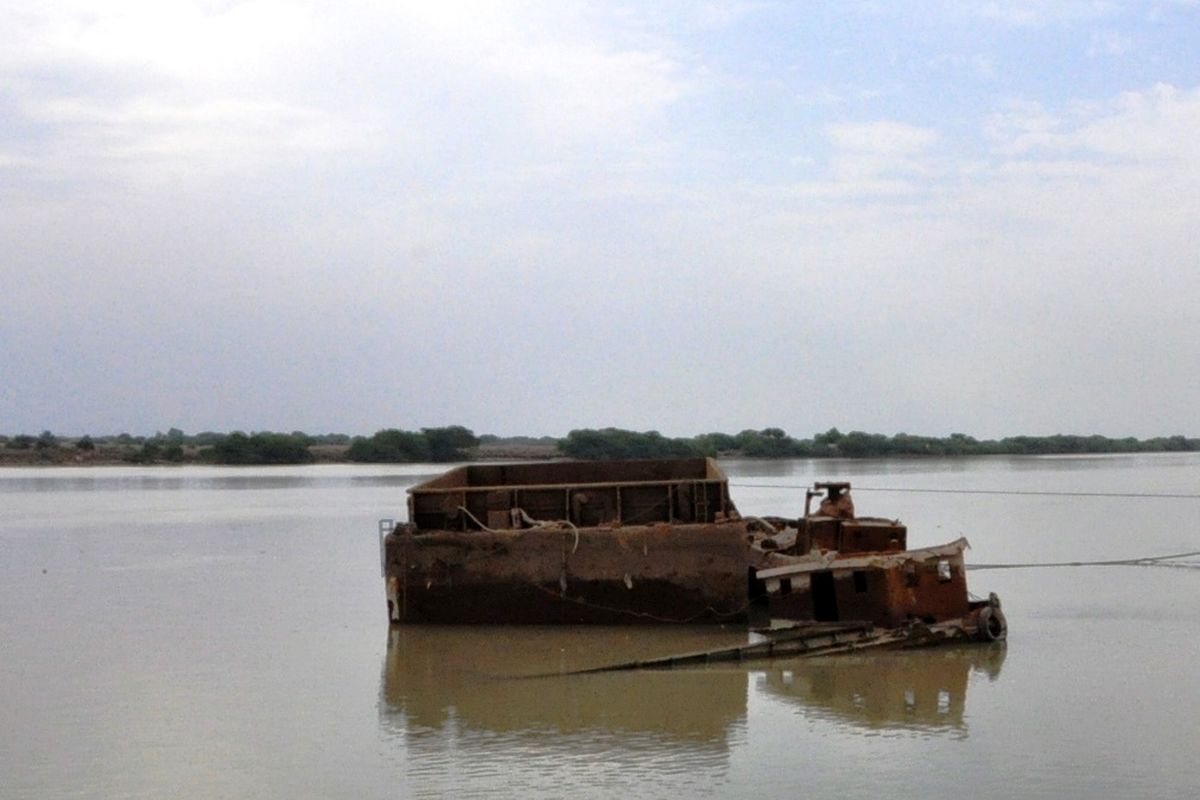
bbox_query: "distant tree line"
[558,427,1200,460]
[0,428,343,465]
[4,425,1199,465]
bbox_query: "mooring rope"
[455,504,580,553]
[729,483,1200,500]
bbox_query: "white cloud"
[822,121,941,185]
[0,1,310,80]
[987,83,1200,161]
[4,92,381,186]
[975,0,1120,28]
[481,39,684,141]
[0,1,691,194]
[826,121,939,155]
[1071,84,1200,159]
[984,101,1062,153]
[693,1,771,29]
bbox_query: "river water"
[2,455,1199,798]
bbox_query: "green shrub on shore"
[560,428,704,460]
[126,441,161,464]
[347,426,479,463]
[205,432,315,465]
[423,426,480,461]
[347,429,431,462]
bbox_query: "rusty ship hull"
[381,459,1004,641]
[384,458,750,624]
[385,522,751,624]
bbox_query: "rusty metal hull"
[381,460,1003,634]
[385,521,752,624]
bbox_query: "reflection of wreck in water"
[378,627,1006,747]
[758,645,1007,736]
[378,626,747,751]
[380,459,1006,651]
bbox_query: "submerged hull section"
[385,521,751,624]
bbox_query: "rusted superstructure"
[757,539,973,628]
[381,459,1005,643]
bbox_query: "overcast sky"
[2,1,1198,439]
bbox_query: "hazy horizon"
[3,423,1196,443]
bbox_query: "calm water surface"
[2,456,1199,798]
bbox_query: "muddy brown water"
[2,455,1199,798]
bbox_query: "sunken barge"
[380,458,1005,644]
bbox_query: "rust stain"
[383,461,1003,641]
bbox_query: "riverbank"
[4,426,1197,466]
[0,440,563,467]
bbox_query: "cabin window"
[937,559,952,581]
[905,564,918,587]
[780,578,793,595]
[852,570,868,593]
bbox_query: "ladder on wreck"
[571,622,890,674]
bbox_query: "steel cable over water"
[967,551,1200,570]
[729,482,1200,570]
[729,483,1200,500]
[450,487,1200,584]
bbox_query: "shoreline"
[2,447,1194,468]
[0,441,563,468]
[6,428,1198,466]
